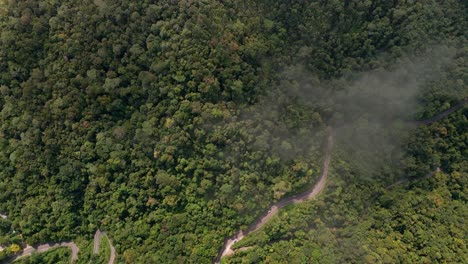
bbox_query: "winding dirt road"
[93,229,103,254]
[1,99,464,264]
[2,229,115,264]
[214,98,466,263]
[214,127,334,263]
[10,242,79,263]
[93,229,116,264]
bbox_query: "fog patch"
[239,46,454,178]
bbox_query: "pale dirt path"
[93,229,103,254]
[1,100,464,264]
[11,242,79,263]
[5,228,116,264]
[92,230,116,264]
[214,98,466,263]
[215,127,334,263]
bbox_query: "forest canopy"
[0,0,466,263]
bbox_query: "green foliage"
[226,100,467,263]
[228,153,467,263]
[0,0,466,263]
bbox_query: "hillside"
[0,1,466,263]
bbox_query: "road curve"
[4,228,116,264]
[214,98,466,263]
[10,242,79,263]
[214,127,334,263]
[93,229,116,264]
[1,100,464,264]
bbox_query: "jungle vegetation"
[0,0,466,263]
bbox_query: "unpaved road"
[93,229,116,264]
[10,242,79,263]
[4,229,115,264]
[1,99,464,264]
[214,127,334,263]
[93,229,103,254]
[214,98,466,262]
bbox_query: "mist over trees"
[0,0,466,263]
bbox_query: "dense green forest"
[0,0,466,263]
